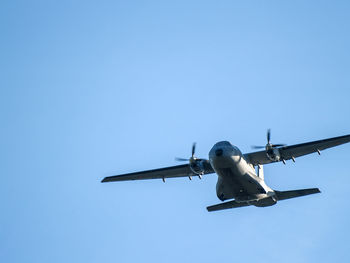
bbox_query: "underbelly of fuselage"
[214,165,267,201]
[209,142,276,206]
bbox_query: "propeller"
[252,129,286,149]
[175,143,197,163]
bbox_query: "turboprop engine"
[175,143,207,178]
[252,129,286,162]
[265,145,281,161]
[189,158,206,175]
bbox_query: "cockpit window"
[215,149,223,156]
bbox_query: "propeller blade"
[251,145,266,149]
[254,129,286,150]
[175,157,189,162]
[192,142,196,157]
[267,129,271,144]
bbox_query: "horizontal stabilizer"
[207,200,251,212]
[275,188,320,201]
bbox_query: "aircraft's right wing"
[245,134,350,166]
[101,160,214,183]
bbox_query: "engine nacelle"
[266,147,281,161]
[189,159,206,175]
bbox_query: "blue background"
[2,1,350,262]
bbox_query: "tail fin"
[274,188,320,201]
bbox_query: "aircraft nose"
[209,141,240,160]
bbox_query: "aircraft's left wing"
[245,134,350,166]
[101,161,214,183]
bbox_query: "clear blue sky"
[1,1,350,262]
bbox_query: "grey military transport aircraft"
[101,130,350,212]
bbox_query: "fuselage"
[209,141,277,207]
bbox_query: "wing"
[101,161,214,183]
[245,134,350,166]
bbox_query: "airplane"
[101,131,350,212]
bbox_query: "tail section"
[206,188,321,212]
